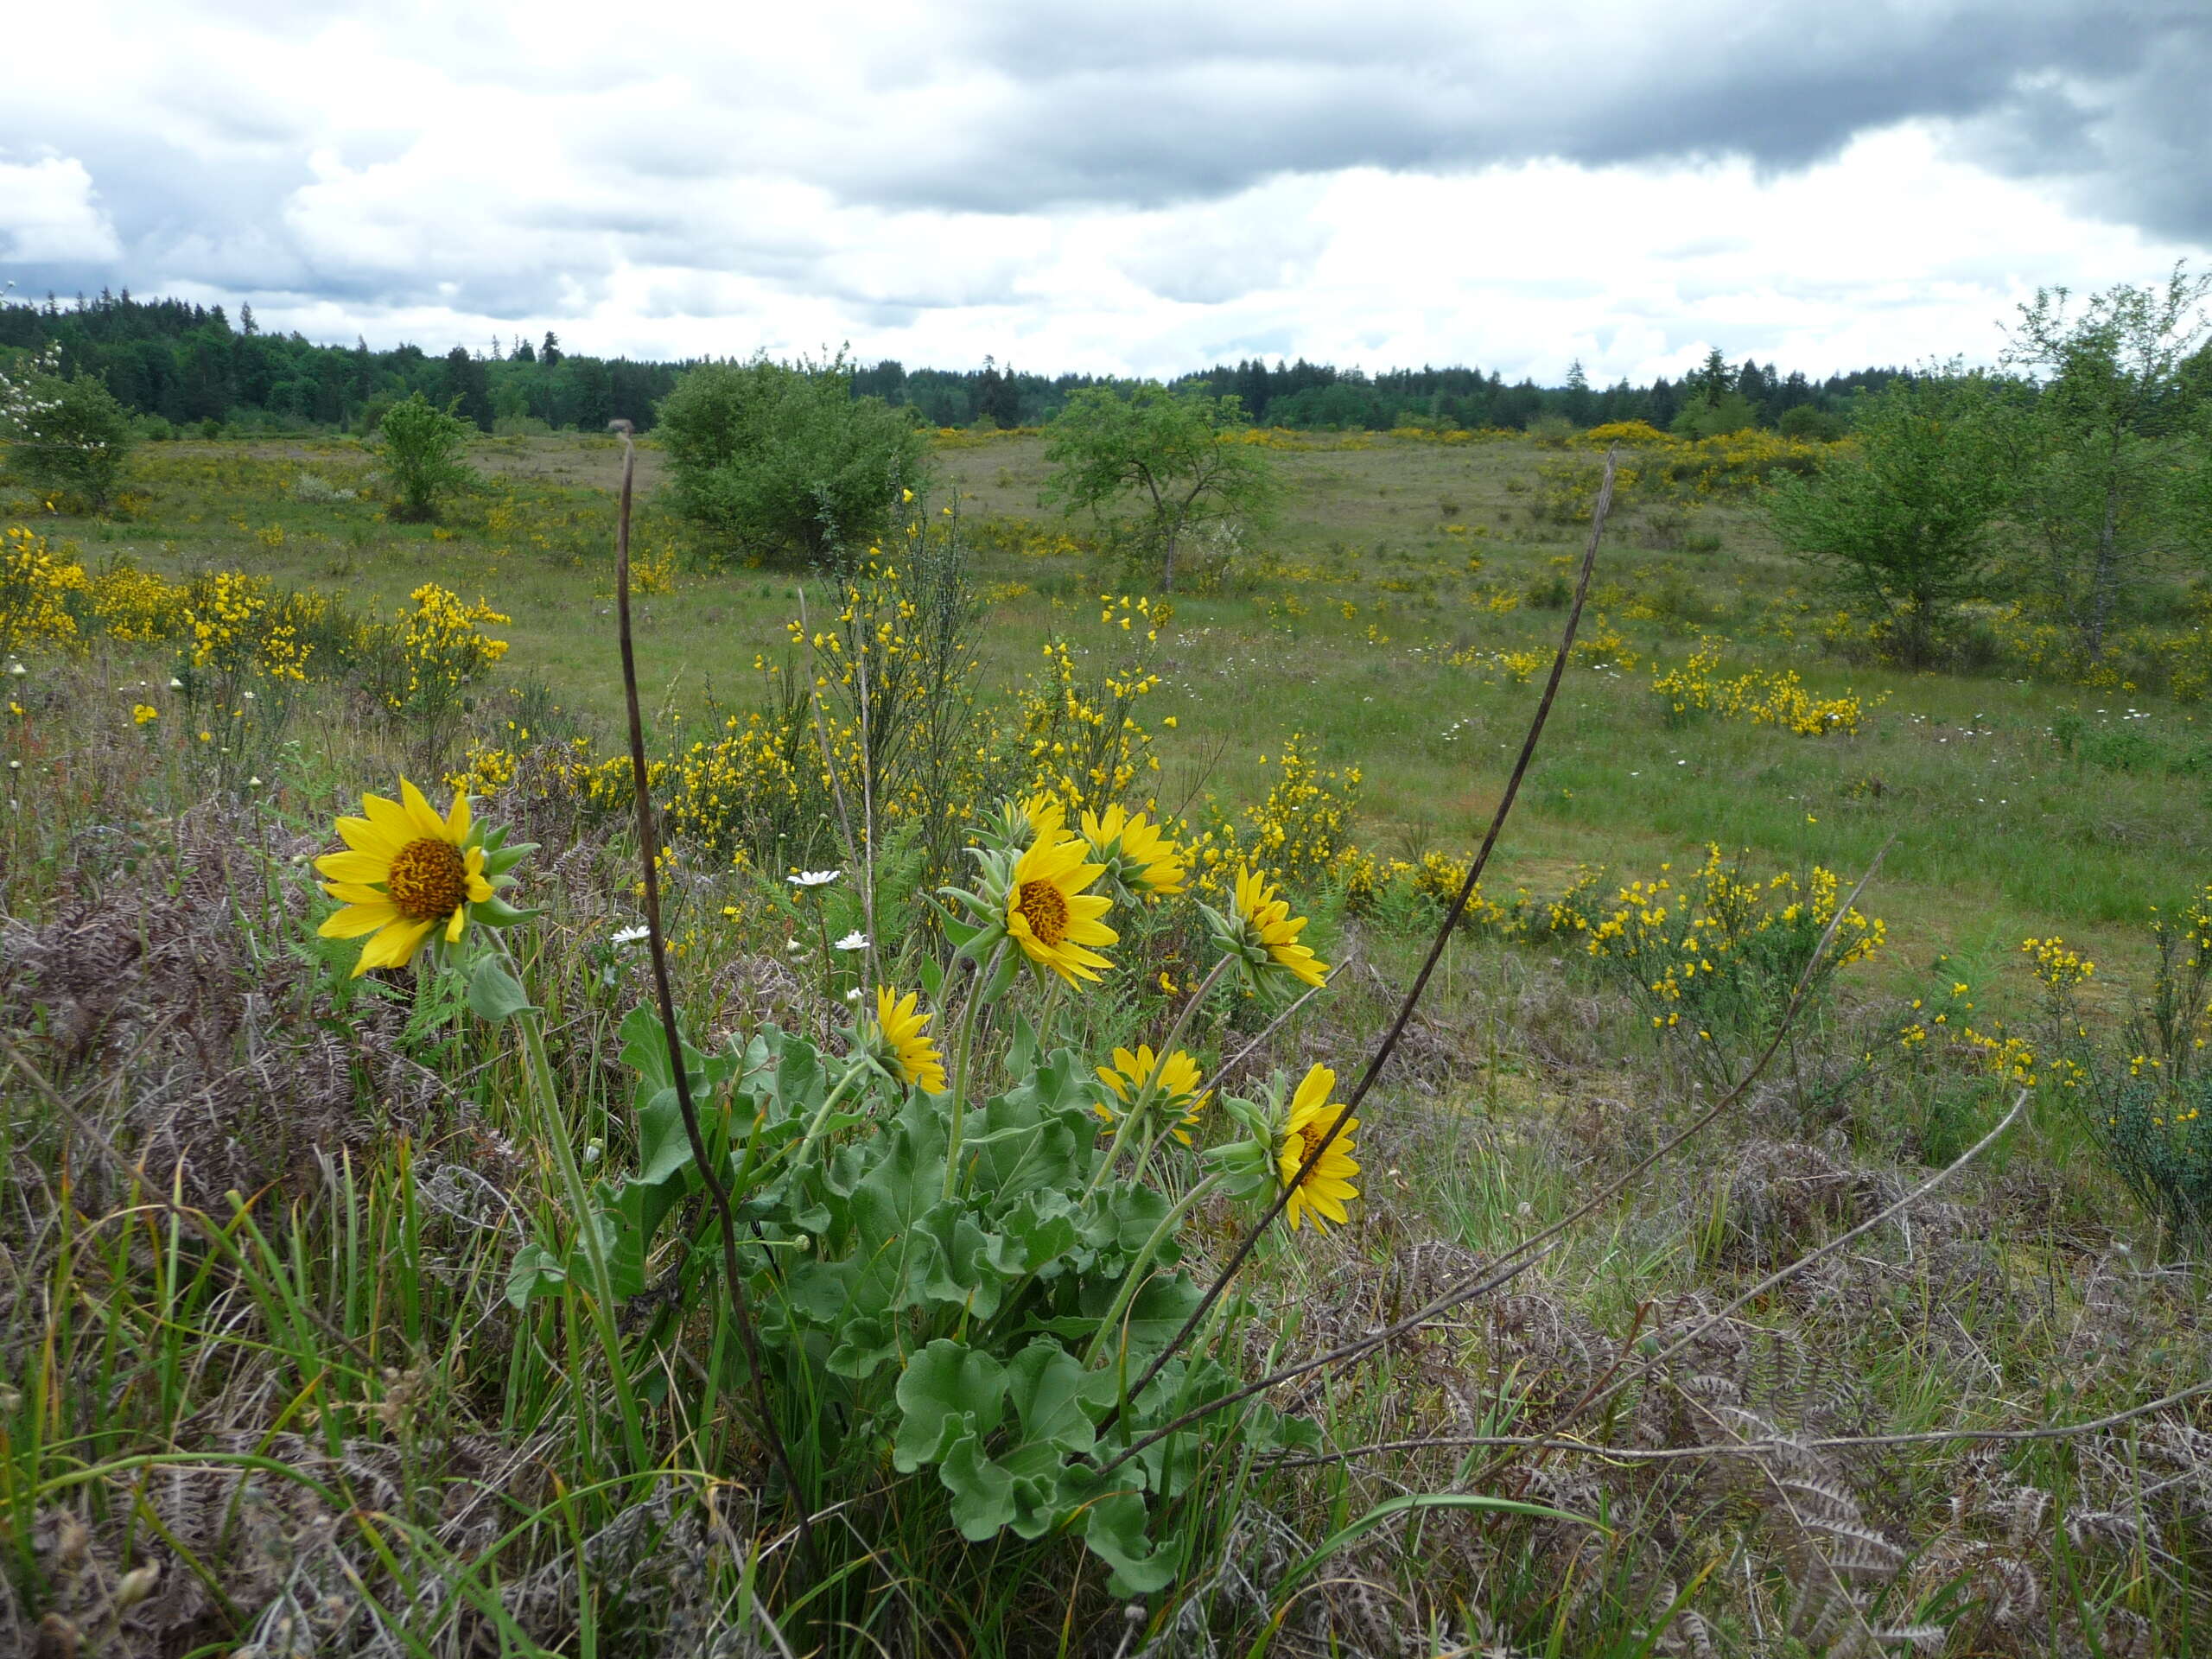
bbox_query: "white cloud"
[0,2,2204,378]
[0,156,122,264]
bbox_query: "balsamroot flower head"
[1079,804,1187,903]
[1094,1045,1208,1145]
[1275,1064,1360,1233]
[1200,864,1329,997]
[870,986,947,1093]
[941,813,1119,990]
[1002,833,1117,985]
[315,778,533,976]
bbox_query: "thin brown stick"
[607,422,814,1573]
[1094,842,1892,1477]
[1100,448,1623,1434]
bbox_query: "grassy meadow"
[5,427,2212,1656]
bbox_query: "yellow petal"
[320,901,399,939]
[321,880,394,906]
[336,813,408,859]
[361,796,426,855]
[363,916,435,971]
[399,779,448,841]
[315,849,391,883]
[445,787,472,841]
[445,906,467,944]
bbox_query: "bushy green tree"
[374,391,478,522]
[1765,372,2017,666]
[1042,384,1276,591]
[1777,403,1844,442]
[657,353,929,569]
[1669,346,1760,438]
[2001,264,2212,657]
[0,349,136,508]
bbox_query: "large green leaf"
[893,1339,1007,1471]
[1005,1338,1110,1458]
[1065,1473,1177,1594]
[942,1433,1017,1540]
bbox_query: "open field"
[6,429,2212,1655]
[37,430,2208,995]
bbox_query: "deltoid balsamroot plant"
[313,772,1357,1592]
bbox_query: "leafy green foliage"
[1042,383,1277,590]
[506,1003,1313,1593]
[373,392,479,522]
[1766,372,2018,664]
[657,353,930,569]
[0,350,136,508]
[2001,264,2212,658]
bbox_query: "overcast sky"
[3,1,2208,384]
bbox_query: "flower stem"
[942,942,1004,1201]
[789,1060,869,1172]
[1087,953,1232,1196]
[1082,1171,1222,1371]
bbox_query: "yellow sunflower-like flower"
[315,779,493,976]
[1019,791,1067,842]
[1005,833,1117,985]
[874,986,947,1093]
[1277,1064,1359,1232]
[1095,1044,1209,1145]
[1232,865,1328,988]
[1080,804,1187,901]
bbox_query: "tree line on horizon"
[3,287,1909,439]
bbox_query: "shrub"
[658,353,929,569]
[0,349,136,509]
[373,392,478,521]
[0,524,87,655]
[2040,893,2212,1248]
[1777,404,1844,441]
[1573,848,1885,1086]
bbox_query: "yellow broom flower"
[1095,1044,1209,1145]
[1080,804,1187,900]
[1233,865,1328,988]
[1277,1064,1359,1232]
[874,986,947,1093]
[315,779,493,976]
[1005,832,1116,985]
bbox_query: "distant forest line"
[1,288,1915,437]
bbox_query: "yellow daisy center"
[387,838,468,920]
[1016,879,1070,947]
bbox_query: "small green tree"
[374,392,478,522]
[657,353,928,569]
[1669,346,1759,438]
[1042,384,1276,591]
[0,349,136,510]
[1766,372,2016,666]
[2001,264,2212,658]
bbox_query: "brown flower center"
[1015,878,1070,948]
[387,838,468,921]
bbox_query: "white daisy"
[788,868,841,888]
[834,931,869,951]
[612,924,651,946]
